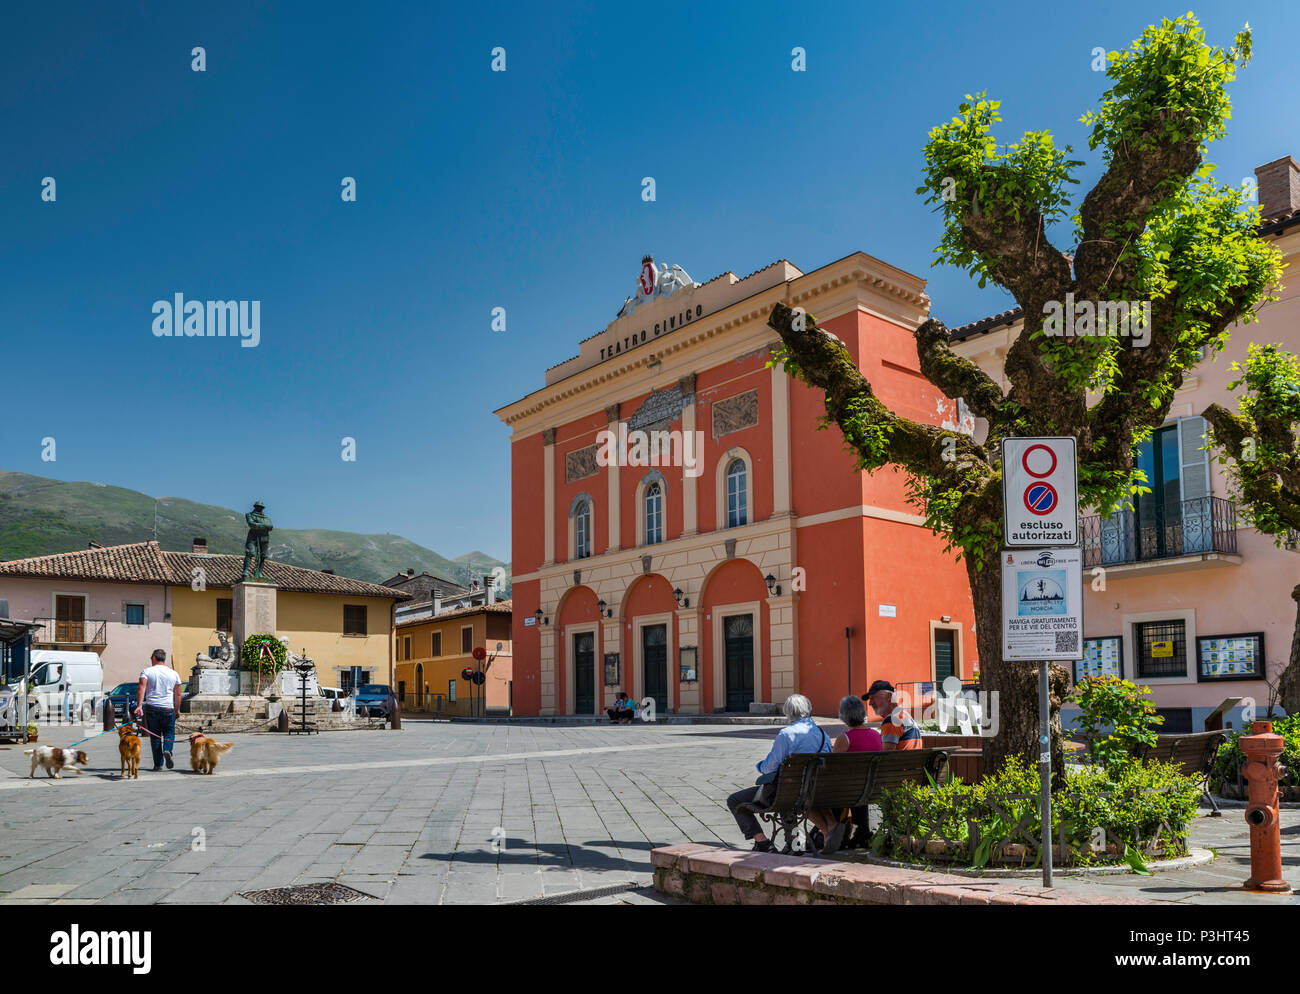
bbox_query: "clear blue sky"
[3,1,1297,562]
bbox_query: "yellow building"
[168,542,406,689]
[394,600,512,716]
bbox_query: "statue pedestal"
[232,582,277,653]
[194,669,239,696]
[275,668,319,698]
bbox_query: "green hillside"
[0,471,509,592]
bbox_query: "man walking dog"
[135,649,182,771]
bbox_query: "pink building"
[0,544,174,688]
[951,156,1300,731]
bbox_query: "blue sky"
[2,1,1297,563]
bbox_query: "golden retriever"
[117,725,141,780]
[25,746,89,779]
[188,733,234,774]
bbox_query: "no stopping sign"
[1001,437,1078,546]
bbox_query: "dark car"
[354,684,391,718]
[103,680,189,720]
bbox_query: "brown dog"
[24,746,89,779]
[188,733,234,774]
[117,725,141,780]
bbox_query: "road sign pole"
[1039,659,1052,888]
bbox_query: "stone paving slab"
[1,721,1295,905]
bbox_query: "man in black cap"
[863,679,922,751]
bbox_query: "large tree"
[1204,344,1300,716]
[768,14,1282,776]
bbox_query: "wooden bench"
[736,748,951,852]
[1133,730,1228,815]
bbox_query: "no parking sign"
[1001,437,1078,547]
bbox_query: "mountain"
[0,471,509,592]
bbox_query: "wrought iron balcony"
[32,618,108,647]
[1081,496,1237,568]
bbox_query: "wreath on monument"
[241,634,286,676]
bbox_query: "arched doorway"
[557,586,601,715]
[623,574,678,715]
[700,558,770,712]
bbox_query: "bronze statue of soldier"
[239,501,273,581]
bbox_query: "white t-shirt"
[140,664,181,708]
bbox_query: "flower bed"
[1210,714,1299,799]
[876,756,1201,870]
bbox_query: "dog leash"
[65,716,168,749]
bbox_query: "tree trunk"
[1281,583,1300,717]
[967,555,1068,788]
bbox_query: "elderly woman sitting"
[726,694,831,853]
[806,695,884,852]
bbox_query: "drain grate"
[508,881,647,906]
[239,882,375,905]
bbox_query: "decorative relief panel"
[565,444,599,483]
[712,389,759,438]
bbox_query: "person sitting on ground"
[606,692,635,724]
[863,679,922,750]
[726,694,831,853]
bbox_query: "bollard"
[103,699,115,732]
[277,708,289,733]
[1240,721,1291,894]
[388,694,401,731]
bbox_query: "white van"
[17,650,104,723]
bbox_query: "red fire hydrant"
[1240,721,1291,894]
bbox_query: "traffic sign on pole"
[1001,437,1078,547]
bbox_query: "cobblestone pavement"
[0,721,1294,905]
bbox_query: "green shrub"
[1071,675,1163,774]
[240,634,286,676]
[1210,713,1300,790]
[878,756,1200,868]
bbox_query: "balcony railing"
[33,618,108,647]
[1081,496,1237,568]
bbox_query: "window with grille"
[645,482,663,545]
[216,598,232,633]
[448,679,457,702]
[1135,619,1187,678]
[726,458,747,528]
[343,604,367,636]
[575,500,592,559]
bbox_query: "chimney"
[1255,155,1300,220]
[192,537,208,554]
[487,583,496,605]
[433,596,441,616]
[407,568,415,576]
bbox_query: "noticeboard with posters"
[1196,633,1265,682]
[1075,636,1123,683]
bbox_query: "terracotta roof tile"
[0,541,408,599]
[396,598,512,628]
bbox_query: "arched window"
[726,458,748,528]
[644,482,663,545]
[574,500,592,560]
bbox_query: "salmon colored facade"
[495,253,977,716]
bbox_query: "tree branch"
[915,318,1007,422]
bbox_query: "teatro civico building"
[495,252,977,717]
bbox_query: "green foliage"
[1081,15,1251,162]
[1071,675,1164,774]
[917,94,1081,286]
[241,634,287,676]
[1210,712,1300,789]
[1212,344,1300,540]
[879,755,1200,868]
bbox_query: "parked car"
[103,680,189,721]
[354,684,391,718]
[318,686,347,701]
[11,651,103,722]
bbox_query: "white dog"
[24,746,89,779]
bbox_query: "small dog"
[188,733,234,774]
[25,745,89,779]
[118,725,141,780]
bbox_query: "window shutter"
[1178,416,1212,553]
